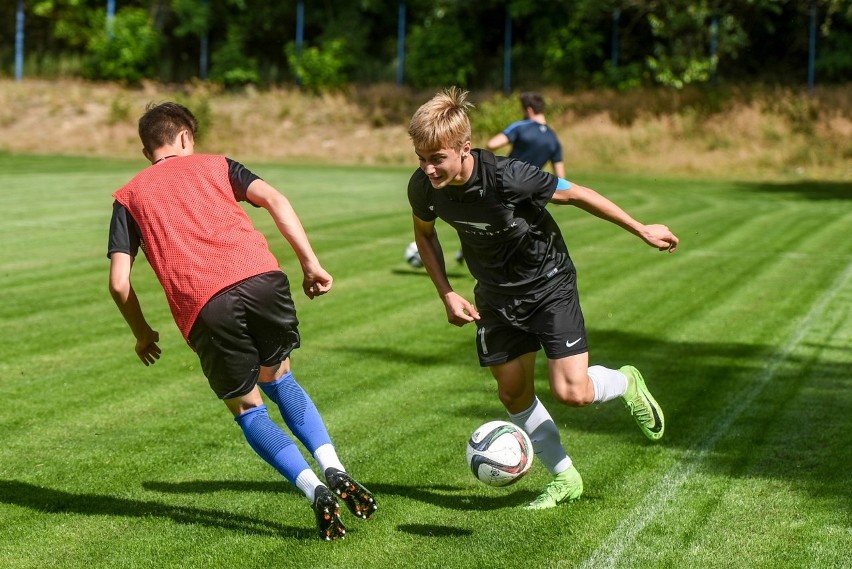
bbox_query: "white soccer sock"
[588,365,628,403]
[295,468,323,502]
[508,398,572,475]
[313,443,345,474]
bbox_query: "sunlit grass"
[0,154,849,568]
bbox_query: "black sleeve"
[499,159,558,210]
[407,169,437,221]
[107,201,141,258]
[227,158,262,206]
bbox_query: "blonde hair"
[408,86,473,151]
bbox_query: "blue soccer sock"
[235,405,312,487]
[259,372,333,455]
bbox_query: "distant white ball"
[466,421,534,487]
[404,241,423,268]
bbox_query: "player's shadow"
[736,179,852,201]
[364,482,537,511]
[396,523,473,537]
[145,479,535,512]
[330,338,473,368]
[143,479,294,495]
[0,480,312,539]
[391,268,469,279]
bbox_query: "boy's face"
[414,141,472,189]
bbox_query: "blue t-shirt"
[503,119,563,168]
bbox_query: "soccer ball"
[466,421,534,487]
[404,241,423,268]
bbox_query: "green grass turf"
[0,153,850,568]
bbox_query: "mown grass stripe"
[579,258,852,569]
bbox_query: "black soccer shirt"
[407,149,575,296]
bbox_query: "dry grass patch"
[0,79,848,180]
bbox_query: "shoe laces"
[627,392,653,425]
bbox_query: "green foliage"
[210,27,260,88]
[83,7,161,83]
[645,2,748,89]
[285,39,351,94]
[470,94,520,142]
[32,0,99,49]
[595,61,646,91]
[172,0,211,38]
[405,11,475,89]
[10,1,852,90]
[816,3,852,81]
[539,7,605,89]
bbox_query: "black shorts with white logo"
[188,271,300,400]
[473,271,587,367]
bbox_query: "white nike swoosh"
[566,338,582,347]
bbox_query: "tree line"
[2,0,850,91]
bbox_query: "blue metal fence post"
[15,0,24,81]
[396,2,406,86]
[107,0,116,37]
[503,5,512,95]
[710,14,719,83]
[807,1,817,94]
[200,0,209,80]
[611,8,620,68]
[295,0,304,86]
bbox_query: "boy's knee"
[550,381,593,407]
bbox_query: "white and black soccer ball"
[404,241,423,268]
[466,420,534,487]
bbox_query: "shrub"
[285,39,351,94]
[405,17,474,89]
[84,8,160,83]
[210,27,260,88]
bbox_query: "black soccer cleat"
[324,467,378,521]
[312,485,346,541]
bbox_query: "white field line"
[578,259,852,569]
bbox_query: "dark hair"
[138,102,199,154]
[519,92,546,114]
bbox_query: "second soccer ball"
[404,241,423,268]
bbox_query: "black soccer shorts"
[188,271,300,400]
[473,271,588,367]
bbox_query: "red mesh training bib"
[114,154,280,339]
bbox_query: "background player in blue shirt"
[487,92,565,179]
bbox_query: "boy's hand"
[303,265,333,299]
[443,291,480,327]
[135,328,161,366]
[641,224,679,252]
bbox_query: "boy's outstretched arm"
[109,252,161,365]
[551,183,679,252]
[246,179,333,298]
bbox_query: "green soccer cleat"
[620,365,665,441]
[524,465,584,510]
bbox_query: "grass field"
[0,153,850,569]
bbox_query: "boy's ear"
[179,130,192,149]
[142,147,153,162]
